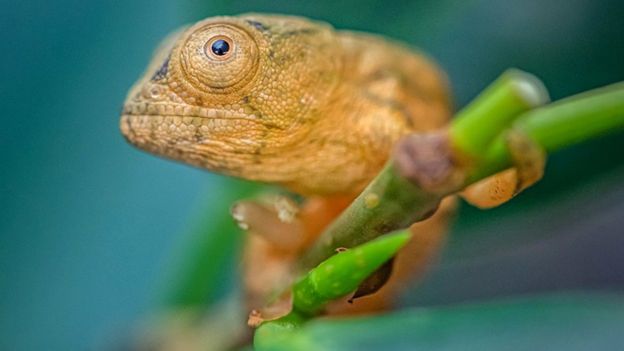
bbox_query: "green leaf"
[255,293,624,351]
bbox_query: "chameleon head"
[120,14,340,185]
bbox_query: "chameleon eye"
[205,36,233,59]
[211,39,230,56]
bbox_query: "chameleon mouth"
[119,101,271,175]
[121,101,258,120]
[120,102,262,150]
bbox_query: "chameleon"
[120,14,543,316]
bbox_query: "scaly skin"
[120,13,451,196]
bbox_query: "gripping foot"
[461,130,546,209]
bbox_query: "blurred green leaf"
[255,293,624,351]
[160,178,264,309]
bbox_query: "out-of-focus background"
[1,1,623,350]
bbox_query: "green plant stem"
[450,69,549,159]
[472,82,624,181]
[292,230,410,316]
[298,163,439,270]
[300,77,624,270]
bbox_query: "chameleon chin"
[120,13,451,196]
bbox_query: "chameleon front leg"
[460,129,546,209]
[232,195,353,252]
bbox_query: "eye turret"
[168,22,260,97]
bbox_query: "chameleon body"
[120,14,451,196]
[121,14,456,316]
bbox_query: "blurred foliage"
[159,179,261,309]
[256,293,624,351]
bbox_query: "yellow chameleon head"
[120,14,341,187]
[121,14,450,195]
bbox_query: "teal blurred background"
[1,1,623,350]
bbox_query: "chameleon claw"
[271,195,299,223]
[247,309,264,328]
[506,129,546,194]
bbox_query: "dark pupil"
[211,39,230,56]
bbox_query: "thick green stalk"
[450,69,549,159]
[473,82,624,180]
[298,164,437,269]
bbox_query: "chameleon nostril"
[149,86,162,98]
[141,84,163,99]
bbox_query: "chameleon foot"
[461,129,546,209]
[231,196,305,251]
